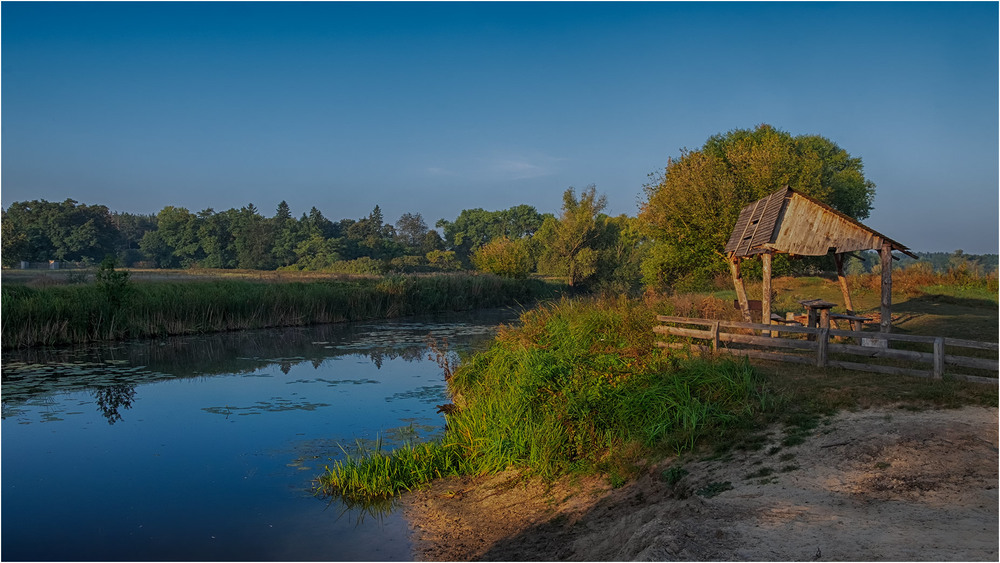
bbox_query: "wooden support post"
[880,242,893,335]
[833,253,861,333]
[933,337,944,379]
[711,321,720,351]
[819,308,830,330]
[729,257,753,323]
[761,252,773,337]
[816,328,829,367]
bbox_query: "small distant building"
[724,186,915,333]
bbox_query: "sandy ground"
[403,406,998,561]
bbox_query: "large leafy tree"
[344,205,398,260]
[471,236,534,279]
[535,186,608,288]
[2,199,118,264]
[640,124,876,290]
[231,203,275,270]
[151,206,203,267]
[436,204,549,265]
[271,201,301,268]
[197,209,237,269]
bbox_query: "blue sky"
[2,2,997,253]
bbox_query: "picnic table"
[797,298,872,338]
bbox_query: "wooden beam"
[761,252,773,337]
[652,325,714,339]
[728,256,753,323]
[834,253,861,333]
[816,328,829,367]
[933,337,945,379]
[880,241,893,334]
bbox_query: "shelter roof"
[724,187,915,259]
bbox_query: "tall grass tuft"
[1,274,558,349]
[317,440,464,501]
[318,297,774,501]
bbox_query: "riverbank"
[1,273,560,348]
[404,405,999,561]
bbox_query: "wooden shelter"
[724,186,916,334]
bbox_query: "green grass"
[1,273,560,348]
[318,275,998,504]
[318,297,775,501]
[317,440,464,501]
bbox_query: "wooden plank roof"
[724,187,915,258]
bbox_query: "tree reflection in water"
[92,384,137,424]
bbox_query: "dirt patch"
[403,406,998,561]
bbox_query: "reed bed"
[1,274,556,349]
[318,297,774,502]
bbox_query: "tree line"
[5,124,993,290]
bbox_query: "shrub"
[425,250,462,271]
[471,237,534,278]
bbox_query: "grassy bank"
[317,273,998,503]
[318,298,775,501]
[1,273,559,348]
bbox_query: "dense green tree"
[138,230,173,267]
[591,214,647,293]
[153,206,203,266]
[303,207,339,240]
[294,232,343,270]
[472,236,535,278]
[231,204,275,270]
[640,124,877,290]
[394,212,429,251]
[272,201,301,268]
[1,209,29,267]
[420,229,446,255]
[535,186,608,288]
[425,249,462,271]
[111,212,156,250]
[436,205,548,265]
[197,209,237,268]
[2,199,118,264]
[345,206,398,260]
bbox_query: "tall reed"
[1,274,557,349]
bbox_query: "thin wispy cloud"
[423,151,567,183]
[480,152,566,181]
[424,166,459,177]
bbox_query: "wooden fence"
[654,315,999,385]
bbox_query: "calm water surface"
[1,309,518,561]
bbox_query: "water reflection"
[2,308,514,424]
[1,308,518,562]
[92,383,137,424]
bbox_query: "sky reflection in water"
[1,309,516,561]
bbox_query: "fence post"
[933,337,944,379]
[711,321,720,351]
[816,328,829,367]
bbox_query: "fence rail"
[654,315,998,385]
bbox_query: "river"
[1,308,519,561]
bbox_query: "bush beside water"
[318,298,773,501]
[1,274,557,348]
